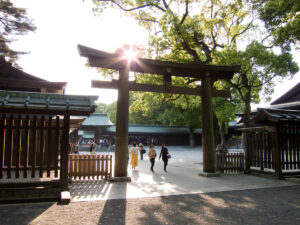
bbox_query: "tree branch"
[97,0,166,12]
[230,19,256,45]
[180,0,189,24]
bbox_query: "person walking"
[89,141,96,154]
[159,143,169,172]
[130,142,138,170]
[148,144,157,172]
[139,143,146,160]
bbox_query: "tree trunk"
[220,122,225,143]
[213,112,220,146]
[243,90,251,127]
[189,128,195,147]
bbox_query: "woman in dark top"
[159,144,169,172]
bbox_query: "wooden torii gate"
[78,44,240,179]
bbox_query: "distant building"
[76,113,202,146]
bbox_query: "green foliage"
[258,0,300,51]
[92,0,299,130]
[104,101,117,123]
[94,103,107,113]
[0,0,36,62]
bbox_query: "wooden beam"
[0,78,67,90]
[78,44,240,81]
[91,80,230,98]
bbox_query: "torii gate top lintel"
[77,44,240,81]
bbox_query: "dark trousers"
[150,158,155,171]
[163,160,168,171]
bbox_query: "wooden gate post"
[114,67,130,178]
[201,72,216,173]
[274,124,283,179]
[60,114,70,187]
[243,130,251,173]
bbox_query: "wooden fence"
[244,124,300,178]
[217,152,245,174]
[68,154,112,180]
[0,113,69,188]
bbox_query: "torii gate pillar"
[201,72,216,173]
[114,67,130,178]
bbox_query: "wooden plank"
[92,154,96,179]
[47,116,52,177]
[23,116,29,178]
[31,116,37,178]
[74,154,78,179]
[54,116,59,177]
[105,155,109,179]
[15,115,22,178]
[91,80,231,98]
[87,154,91,179]
[39,116,45,178]
[79,155,84,179]
[7,115,14,179]
[0,114,5,179]
[109,155,112,179]
[96,155,100,179]
[101,155,104,179]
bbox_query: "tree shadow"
[97,180,128,225]
[0,202,54,225]
[134,186,300,225]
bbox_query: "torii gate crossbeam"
[78,44,240,178]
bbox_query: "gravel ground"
[0,185,299,225]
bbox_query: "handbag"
[167,154,171,159]
[141,149,146,154]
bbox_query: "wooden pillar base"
[198,171,221,177]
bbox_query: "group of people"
[129,143,170,172]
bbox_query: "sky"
[9,0,300,106]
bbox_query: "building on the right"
[240,82,300,179]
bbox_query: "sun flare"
[120,44,139,63]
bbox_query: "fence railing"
[68,154,112,180]
[217,153,245,174]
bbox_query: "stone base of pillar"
[60,191,71,204]
[198,171,221,177]
[110,177,132,182]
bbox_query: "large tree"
[0,0,36,62]
[92,0,299,139]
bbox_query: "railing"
[68,154,112,180]
[217,152,245,174]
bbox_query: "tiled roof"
[250,108,300,124]
[271,82,300,105]
[0,90,98,115]
[81,113,113,126]
[106,124,202,134]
